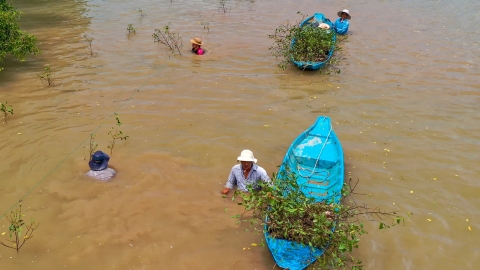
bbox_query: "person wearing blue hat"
[86,151,116,180]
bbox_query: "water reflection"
[0,0,91,84]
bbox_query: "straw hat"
[318,23,331,29]
[237,150,257,163]
[337,9,351,20]
[190,38,203,46]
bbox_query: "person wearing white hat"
[221,150,271,194]
[333,9,351,35]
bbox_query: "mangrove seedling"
[233,170,405,270]
[107,113,129,155]
[0,201,39,253]
[84,133,98,161]
[38,66,56,86]
[218,0,231,13]
[127,24,136,34]
[83,34,94,56]
[152,25,184,55]
[1,101,14,122]
[201,21,210,34]
[138,8,146,17]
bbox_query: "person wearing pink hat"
[221,150,271,194]
[333,9,351,35]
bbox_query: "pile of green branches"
[268,14,337,70]
[291,25,334,62]
[233,170,405,269]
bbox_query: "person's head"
[337,9,351,20]
[237,150,257,170]
[190,38,203,49]
[88,151,110,171]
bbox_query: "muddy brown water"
[1,0,479,269]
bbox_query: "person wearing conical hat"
[190,37,204,55]
[333,9,351,35]
[221,150,271,194]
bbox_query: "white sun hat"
[237,150,257,163]
[318,23,331,29]
[337,9,352,20]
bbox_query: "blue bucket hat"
[89,151,110,171]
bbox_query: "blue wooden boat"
[291,13,337,71]
[265,116,344,269]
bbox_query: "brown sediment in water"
[1,0,479,269]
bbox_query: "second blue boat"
[291,13,337,71]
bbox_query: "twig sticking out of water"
[38,66,57,86]
[218,0,231,13]
[152,25,184,55]
[83,34,94,56]
[0,201,39,253]
[0,101,13,123]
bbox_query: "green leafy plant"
[0,101,14,122]
[0,201,39,253]
[127,24,136,34]
[107,113,129,155]
[233,170,405,270]
[291,26,334,62]
[38,66,56,86]
[84,133,98,161]
[0,0,40,72]
[269,13,340,71]
[152,25,184,55]
[83,34,94,56]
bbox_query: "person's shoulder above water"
[231,163,241,170]
[87,168,116,181]
[253,164,267,174]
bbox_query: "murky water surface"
[1,0,479,269]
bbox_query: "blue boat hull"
[291,13,337,71]
[264,229,324,270]
[265,116,344,269]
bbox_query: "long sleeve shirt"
[334,18,349,35]
[225,164,271,192]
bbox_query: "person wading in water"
[221,150,271,194]
[190,37,204,55]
